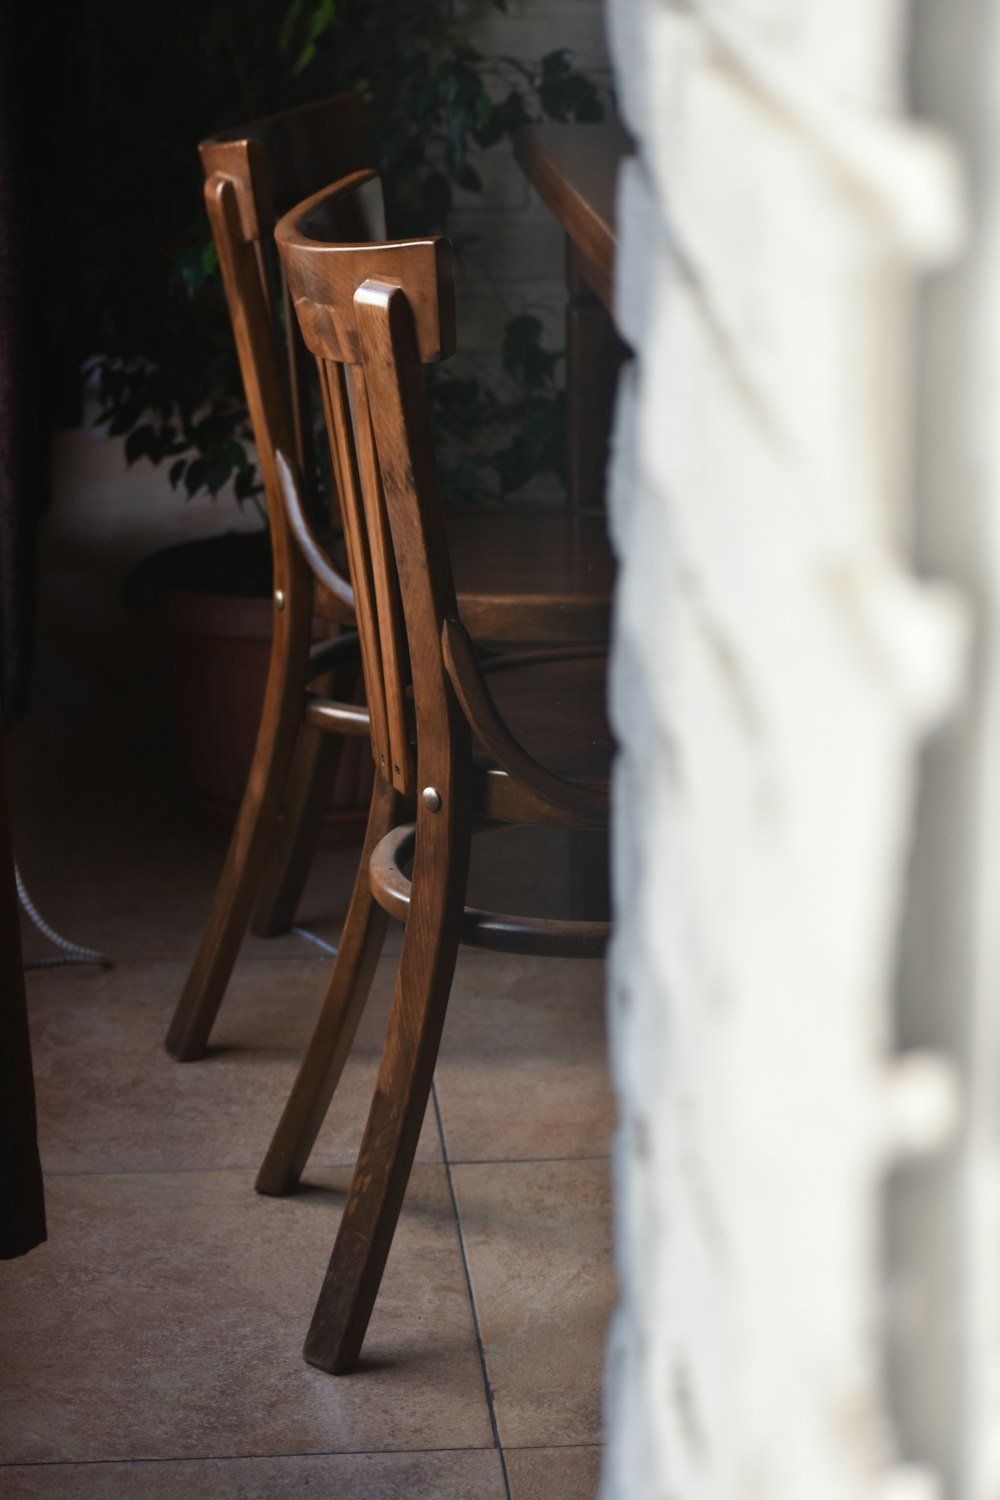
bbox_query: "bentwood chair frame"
[261,170,611,1374]
[166,97,614,1066]
[200,98,378,944]
[165,96,373,1062]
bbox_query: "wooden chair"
[165,96,368,1062]
[166,98,614,1064]
[259,169,611,1373]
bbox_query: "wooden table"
[514,122,632,508]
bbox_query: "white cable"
[15,862,111,971]
[291,926,339,957]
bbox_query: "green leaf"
[125,424,156,466]
[184,459,207,497]
[204,458,233,494]
[281,0,338,75]
[278,0,308,55]
[233,466,261,501]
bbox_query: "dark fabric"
[0,1,44,728]
[0,722,46,1258]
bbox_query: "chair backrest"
[199,94,370,239]
[275,171,460,798]
[198,95,373,615]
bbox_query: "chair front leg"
[302,783,471,1374]
[255,771,400,1196]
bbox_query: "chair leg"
[255,772,399,1196]
[251,723,343,938]
[164,599,312,1062]
[301,795,470,1374]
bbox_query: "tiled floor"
[0,421,616,1496]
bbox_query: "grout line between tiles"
[38,1159,406,1180]
[503,1442,604,1451]
[0,1444,498,1470]
[431,1080,513,1500]
[41,1153,608,1181]
[444,1154,610,1167]
[38,1163,346,1180]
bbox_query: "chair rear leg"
[165,601,311,1062]
[302,800,469,1374]
[256,772,399,1196]
[251,723,343,937]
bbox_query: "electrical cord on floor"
[15,862,111,971]
[291,926,338,957]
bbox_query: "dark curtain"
[0,720,45,1257]
[0,0,50,1256]
[0,0,46,728]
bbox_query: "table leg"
[565,240,628,510]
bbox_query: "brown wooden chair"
[165,96,368,1062]
[166,98,615,1065]
[257,169,611,1373]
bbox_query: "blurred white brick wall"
[601,3,974,1498]
[901,6,1000,1496]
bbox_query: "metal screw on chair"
[421,787,442,812]
[274,589,285,610]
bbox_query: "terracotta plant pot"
[124,530,371,843]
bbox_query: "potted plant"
[27,0,604,824]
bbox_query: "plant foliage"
[35,0,602,507]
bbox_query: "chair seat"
[476,649,612,785]
[449,507,613,642]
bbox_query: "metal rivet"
[274,589,285,611]
[422,787,442,813]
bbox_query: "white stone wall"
[903,6,1000,1496]
[602,3,974,1497]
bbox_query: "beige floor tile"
[451,1159,614,1449]
[26,957,439,1175]
[505,1445,604,1500]
[0,1449,506,1499]
[0,1167,489,1464]
[436,950,613,1163]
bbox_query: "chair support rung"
[303,694,371,736]
[369,822,609,958]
